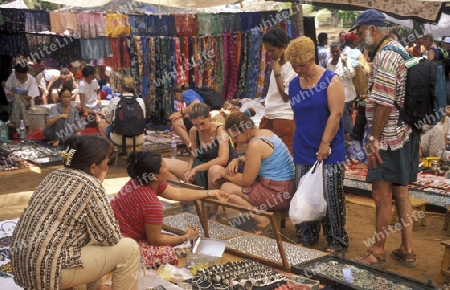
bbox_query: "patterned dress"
[11,168,121,290]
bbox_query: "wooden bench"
[391,197,428,231]
[438,240,450,284]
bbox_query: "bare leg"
[392,185,414,254]
[163,158,190,181]
[370,178,393,254]
[220,182,270,228]
[171,118,191,149]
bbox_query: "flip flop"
[391,248,416,267]
[354,248,387,268]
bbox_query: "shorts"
[183,117,193,132]
[242,177,295,212]
[366,132,419,186]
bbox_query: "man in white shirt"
[4,64,40,131]
[327,42,356,136]
[78,65,102,119]
[317,32,331,69]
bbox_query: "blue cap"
[349,9,389,31]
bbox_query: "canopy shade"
[309,0,446,23]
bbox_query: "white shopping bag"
[289,161,327,224]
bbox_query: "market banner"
[311,0,445,22]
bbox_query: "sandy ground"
[0,160,449,288]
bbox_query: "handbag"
[289,161,327,224]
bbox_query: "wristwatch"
[368,134,378,142]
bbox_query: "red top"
[110,179,168,240]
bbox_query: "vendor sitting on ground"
[110,151,225,269]
[43,86,82,146]
[170,85,204,153]
[208,112,296,234]
[165,103,236,189]
[46,67,77,104]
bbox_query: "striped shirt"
[365,39,411,151]
[110,180,168,241]
[11,168,121,290]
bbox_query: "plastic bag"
[289,161,327,224]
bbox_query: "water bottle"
[170,137,177,159]
[19,119,25,142]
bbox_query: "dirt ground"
[0,160,448,288]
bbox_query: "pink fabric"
[242,178,295,211]
[137,240,178,269]
[75,12,106,38]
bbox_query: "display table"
[345,166,450,208]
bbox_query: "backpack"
[193,88,224,110]
[112,95,146,153]
[381,45,447,133]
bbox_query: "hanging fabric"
[182,36,189,86]
[133,35,143,98]
[237,31,248,99]
[197,13,212,36]
[245,28,261,98]
[129,14,147,35]
[49,11,77,34]
[220,13,241,33]
[105,13,130,38]
[24,10,50,33]
[173,37,184,85]
[147,15,175,36]
[148,36,156,115]
[75,12,106,38]
[79,37,111,61]
[0,33,29,57]
[257,28,268,98]
[213,35,222,94]
[141,36,149,102]
[0,8,25,33]
[226,32,239,100]
[190,36,200,88]
[49,35,81,65]
[239,12,261,31]
[174,14,199,36]
[26,34,51,61]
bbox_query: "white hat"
[444,36,450,44]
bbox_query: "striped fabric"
[365,40,411,151]
[110,180,167,241]
[11,168,121,290]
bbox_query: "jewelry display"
[226,235,325,266]
[163,213,245,240]
[189,260,287,289]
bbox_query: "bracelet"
[206,190,211,197]
[274,73,281,78]
[184,234,190,241]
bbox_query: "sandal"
[391,248,416,267]
[178,147,191,157]
[326,244,344,253]
[354,249,387,268]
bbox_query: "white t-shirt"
[78,79,99,108]
[264,61,296,120]
[327,57,357,103]
[4,73,40,102]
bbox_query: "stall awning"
[309,0,446,23]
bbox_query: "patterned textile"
[105,13,130,37]
[104,35,131,69]
[48,35,81,65]
[181,36,189,86]
[237,31,248,99]
[242,28,261,98]
[197,13,212,36]
[11,168,121,290]
[257,28,268,98]
[80,37,112,60]
[173,37,184,85]
[175,14,199,36]
[26,34,51,59]
[154,36,164,123]
[148,37,156,114]
[24,10,50,33]
[0,8,25,33]
[295,163,349,249]
[191,37,200,87]
[75,12,106,38]
[161,36,173,119]
[147,15,175,36]
[141,36,149,101]
[129,14,147,35]
[239,12,261,31]
[49,11,77,34]
[133,36,143,98]
[0,33,29,57]
[220,13,241,33]
[138,240,178,269]
[214,35,222,93]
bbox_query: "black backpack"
[193,88,224,110]
[112,95,146,153]
[381,45,447,133]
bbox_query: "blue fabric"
[183,89,204,105]
[290,69,345,164]
[255,135,295,180]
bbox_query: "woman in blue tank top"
[208,112,295,234]
[285,36,349,253]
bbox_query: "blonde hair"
[285,36,315,65]
[121,76,135,93]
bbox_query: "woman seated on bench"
[209,112,296,234]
